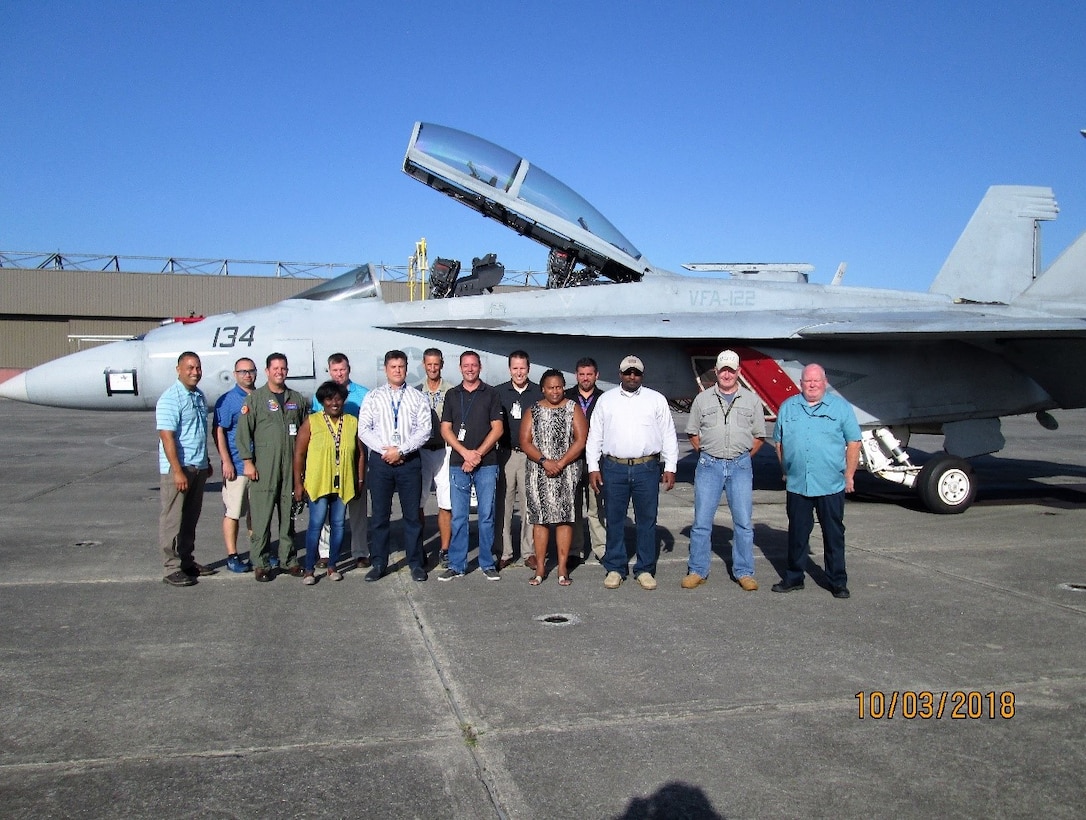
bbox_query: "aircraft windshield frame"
[291,265,378,301]
[412,124,641,261]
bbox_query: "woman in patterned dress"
[519,370,588,585]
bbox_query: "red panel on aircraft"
[729,346,798,414]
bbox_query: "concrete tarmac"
[1,398,1084,818]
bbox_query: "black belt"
[604,453,660,466]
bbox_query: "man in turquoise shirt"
[772,363,861,598]
[157,351,214,587]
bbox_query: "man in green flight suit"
[237,352,308,581]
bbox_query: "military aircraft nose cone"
[0,372,29,402]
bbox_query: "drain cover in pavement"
[535,613,581,626]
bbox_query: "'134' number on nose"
[212,326,256,348]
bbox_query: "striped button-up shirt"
[358,382,432,455]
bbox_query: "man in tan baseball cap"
[585,355,678,590]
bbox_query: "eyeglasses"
[235,369,257,374]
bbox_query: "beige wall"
[0,268,317,369]
[0,268,536,370]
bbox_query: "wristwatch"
[538,456,546,467]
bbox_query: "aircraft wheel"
[917,455,976,514]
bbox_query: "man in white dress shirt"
[586,355,678,590]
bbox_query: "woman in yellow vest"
[292,381,364,584]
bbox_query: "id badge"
[511,401,521,420]
[457,424,467,442]
[288,423,298,436]
[392,432,401,446]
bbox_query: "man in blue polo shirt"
[311,353,371,569]
[772,363,862,599]
[158,351,214,587]
[213,357,257,573]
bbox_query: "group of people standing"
[157,345,861,597]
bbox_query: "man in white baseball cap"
[683,349,766,590]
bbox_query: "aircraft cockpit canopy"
[404,122,650,286]
[291,264,379,302]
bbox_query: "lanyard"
[577,393,594,414]
[459,387,479,427]
[389,385,405,433]
[322,413,343,471]
[715,391,737,425]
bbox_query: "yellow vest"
[303,413,359,502]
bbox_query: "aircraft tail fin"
[1015,229,1086,304]
[928,186,1058,303]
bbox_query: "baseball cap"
[619,355,644,373]
[715,350,740,370]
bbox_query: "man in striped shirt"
[357,350,432,582]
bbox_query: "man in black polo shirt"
[439,351,504,580]
[565,356,607,564]
[495,350,543,569]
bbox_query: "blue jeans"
[785,490,847,588]
[601,457,661,578]
[449,464,498,573]
[688,452,754,579]
[368,452,424,571]
[305,493,345,572]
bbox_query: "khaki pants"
[497,449,532,561]
[159,466,207,572]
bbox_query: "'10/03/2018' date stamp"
[855,691,1015,719]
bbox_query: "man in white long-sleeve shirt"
[357,350,431,582]
[587,355,678,590]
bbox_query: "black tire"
[917,455,976,514]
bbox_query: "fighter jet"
[4,121,1085,514]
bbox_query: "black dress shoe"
[832,586,851,599]
[411,566,427,582]
[282,565,305,578]
[771,581,805,593]
[182,562,217,577]
[255,568,273,582]
[364,566,384,582]
[163,570,196,587]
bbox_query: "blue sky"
[3,1,1084,291]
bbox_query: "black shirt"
[565,385,605,462]
[441,382,503,467]
[496,380,543,450]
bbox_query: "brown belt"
[604,453,659,466]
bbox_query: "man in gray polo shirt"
[683,349,766,590]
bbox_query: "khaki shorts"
[420,445,452,509]
[221,474,250,519]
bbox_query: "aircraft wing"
[389,310,1086,340]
